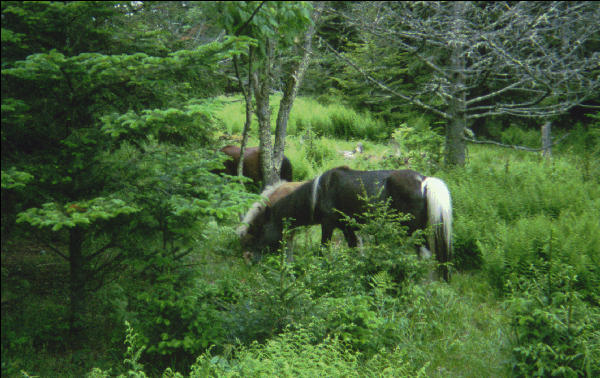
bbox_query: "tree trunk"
[254,39,277,187]
[69,226,86,345]
[236,46,255,177]
[541,121,552,158]
[272,4,322,173]
[445,1,467,166]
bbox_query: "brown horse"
[238,180,306,262]
[241,166,453,280]
[217,145,293,187]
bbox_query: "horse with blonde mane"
[237,180,307,262]
[240,166,453,280]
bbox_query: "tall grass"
[215,95,388,141]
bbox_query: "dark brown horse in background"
[216,145,293,187]
[240,166,453,280]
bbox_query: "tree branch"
[318,35,451,120]
[465,132,570,151]
[35,236,69,260]
[88,238,118,261]
[234,1,267,36]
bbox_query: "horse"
[240,166,453,280]
[238,180,307,262]
[216,145,293,187]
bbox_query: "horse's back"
[219,145,291,183]
[269,181,305,205]
[317,167,427,226]
[323,166,401,199]
[386,170,428,230]
[318,167,393,216]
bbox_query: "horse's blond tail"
[422,177,452,280]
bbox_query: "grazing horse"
[241,166,453,280]
[238,180,307,262]
[217,145,293,187]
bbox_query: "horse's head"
[238,206,282,262]
[239,206,282,263]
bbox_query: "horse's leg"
[321,219,335,246]
[419,245,432,259]
[284,230,295,263]
[417,245,437,282]
[356,235,364,256]
[341,226,358,248]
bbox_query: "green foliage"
[104,141,258,233]
[17,197,139,232]
[310,295,378,353]
[217,1,313,56]
[4,6,600,373]
[1,168,33,190]
[499,124,542,147]
[315,18,433,130]
[226,233,315,344]
[340,192,430,284]
[563,117,600,181]
[87,321,151,378]
[326,105,387,140]
[289,101,387,141]
[122,321,148,378]
[1,167,35,237]
[390,122,445,171]
[132,275,229,370]
[216,95,387,141]
[1,1,120,60]
[450,146,599,280]
[101,99,223,146]
[506,262,600,377]
[191,329,365,377]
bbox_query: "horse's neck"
[273,182,315,228]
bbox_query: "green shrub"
[500,124,541,147]
[340,192,431,284]
[130,268,232,371]
[191,329,364,377]
[309,295,379,353]
[391,122,444,172]
[492,211,600,303]
[506,262,600,377]
[225,237,315,344]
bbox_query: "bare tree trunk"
[69,226,85,346]
[542,121,552,158]
[255,6,322,187]
[235,46,255,177]
[446,1,467,166]
[272,4,322,173]
[254,38,277,187]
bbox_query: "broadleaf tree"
[217,1,321,186]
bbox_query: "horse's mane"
[236,180,289,238]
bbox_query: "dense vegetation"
[2,2,599,377]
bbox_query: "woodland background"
[1,2,599,377]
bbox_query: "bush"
[191,329,364,377]
[130,267,233,372]
[500,124,541,147]
[506,262,600,377]
[391,122,444,172]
